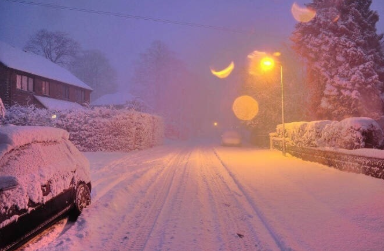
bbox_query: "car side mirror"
[0,176,18,192]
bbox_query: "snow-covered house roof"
[91,92,136,106]
[34,95,84,110]
[0,41,92,91]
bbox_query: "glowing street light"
[261,56,286,156]
[213,122,218,126]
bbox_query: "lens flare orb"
[232,95,259,121]
[291,2,316,23]
[210,61,235,79]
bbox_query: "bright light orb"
[291,2,316,23]
[232,95,259,121]
[248,50,267,75]
[51,114,57,119]
[260,57,275,71]
[213,122,218,126]
[210,61,235,79]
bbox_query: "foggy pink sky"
[1,0,384,90]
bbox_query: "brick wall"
[270,136,384,180]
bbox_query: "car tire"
[71,183,91,219]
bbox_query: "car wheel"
[72,183,91,217]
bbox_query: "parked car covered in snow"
[221,130,242,146]
[0,125,91,251]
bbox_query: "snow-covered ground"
[21,140,384,251]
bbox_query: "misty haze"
[1,0,384,250]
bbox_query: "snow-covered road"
[23,141,384,251]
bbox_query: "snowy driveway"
[25,141,384,251]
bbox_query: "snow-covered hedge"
[274,117,384,150]
[0,105,164,152]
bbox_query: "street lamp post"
[261,57,286,156]
[280,65,286,156]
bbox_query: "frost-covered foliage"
[277,120,333,147]
[275,117,384,149]
[292,0,384,120]
[320,117,384,149]
[1,106,164,152]
[0,98,5,120]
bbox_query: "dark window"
[22,76,28,90]
[28,78,34,92]
[81,90,85,103]
[42,81,50,96]
[63,85,69,99]
[16,74,34,92]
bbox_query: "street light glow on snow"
[210,61,235,79]
[291,2,316,23]
[232,95,259,121]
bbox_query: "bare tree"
[24,29,80,67]
[69,50,118,100]
[131,40,209,138]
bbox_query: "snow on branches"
[292,0,384,120]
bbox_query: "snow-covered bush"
[301,120,333,147]
[275,117,384,150]
[277,122,308,146]
[0,106,164,152]
[1,105,57,127]
[320,118,384,150]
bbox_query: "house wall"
[0,67,91,108]
[0,64,10,106]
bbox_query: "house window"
[16,74,34,92]
[81,90,85,103]
[42,81,50,96]
[63,85,69,99]
[75,89,85,103]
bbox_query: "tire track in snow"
[91,147,180,203]
[212,147,288,251]
[109,146,192,251]
[200,147,280,251]
[199,148,257,250]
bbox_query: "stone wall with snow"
[0,105,164,152]
[274,117,384,150]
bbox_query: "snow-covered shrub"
[301,120,333,147]
[320,118,384,149]
[1,105,56,127]
[277,122,309,146]
[0,105,164,152]
[275,118,383,149]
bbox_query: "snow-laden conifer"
[292,0,384,120]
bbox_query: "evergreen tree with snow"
[292,0,384,120]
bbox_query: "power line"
[3,0,257,35]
